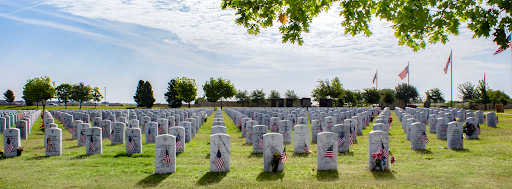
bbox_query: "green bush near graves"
[0,109,511,188]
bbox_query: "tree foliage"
[476,79,489,109]
[284,89,299,102]
[425,88,445,103]
[56,83,73,109]
[458,82,478,103]
[23,76,56,112]
[90,87,103,108]
[311,77,344,102]
[202,77,236,109]
[134,80,145,107]
[3,89,15,106]
[222,0,512,51]
[488,90,510,106]
[134,80,156,108]
[268,90,281,99]
[165,79,182,108]
[235,90,250,107]
[175,77,197,108]
[250,89,266,107]
[363,87,381,104]
[71,82,92,109]
[395,83,419,105]
[381,88,396,106]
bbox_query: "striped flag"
[444,51,452,74]
[419,131,429,143]
[493,33,511,55]
[338,133,346,147]
[292,119,296,127]
[258,134,264,148]
[127,136,135,152]
[214,149,224,171]
[163,149,172,165]
[495,117,499,124]
[46,137,53,152]
[320,145,333,160]
[68,127,75,134]
[483,115,487,122]
[373,71,377,83]
[283,129,288,139]
[89,136,95,152]
[176,134,183,151]
[398,64,409,80]
[5,137,13,153]
[108,130,114,141]
[80,131,86,143]
[271,123,278,132]
[147,129,152,142]
[326,123,332,130]
[476,124,481,135]
[304,143,312,153]
[316,125,323,135]
[280,147,287,163]
[433,123,437,130]
[349,127,354,146]
[460,135,464,148]
[158,124,163,134]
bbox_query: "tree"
[363,88,381,105]
[165,79,182,108]
[284,89,299,102]
[202,77,236,109]
[344,90,356,106]
[175,77,197,108]
[3,89,15,106]
[134,80,145,107]
[489,90,510,106]
[476,79,489,110]
[56,83,73,109]
[395,83,419,106]
[268,90,281,99]
[235,90,250,107]
[22,93,34,106]
[458,81,478,107]
[90,87,103,108]
[425,88,445,104]
[70,82,92,109]
[23,76,56,115]
[222,0,512,52]
[250,89,266,107]
[381,88,396,107]
[311,77,344,103]
[353,90,364,106]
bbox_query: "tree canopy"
[395,83,419,105]
[23,76,56,112]
[489,90,510,106]
[165,79,182,108]
[3,89,15,106]
[268,90,281,99]
[222,0,512,51]
[284,89,299,102]
[425,88,445,103]
[56,83,73,109]
[363,87,381,105]
[202,77,236,109]
[311,77,344,103]
[250,89,266,106]
[381,88,396,106]
[71,82,92,109]
[235,90,250,107]
[175,77,197,108]
[134,80,156,108]
[90,87,103,108]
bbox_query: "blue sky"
[1,0,511,104]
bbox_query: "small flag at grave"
[476,124,481,135]
[80,131,86,143]
[258,134,264,148]
[433,123,437,130]
[493,33,511,55]
[5,137,14,153]
[349,127,354,146]
[176,134,183,151]
[327,123,332,130]
[283,127,288,139]
[272,123,278,132]
[158,124,163,134]
[419,131,429,143]
[338,133,346,147]
[108,130,114,141]
[89,136,95,152]
[292,119,296,127]
[483,115,487,122]
[398,64,409,80]
[68,127,75,134]
[214,148,224,171]
[304,143,312,153]
[460,135,464,148]
[127,136,135,152]
[495,117,499,124]
[163,149,172,165]
[280,147,287,163]
[320,145,333,160]
[316,125,323,134]
[147,129,152,142]
[46,137,53,152]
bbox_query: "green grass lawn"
[0,109,511,188]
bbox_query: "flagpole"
[450,49,453,107]
[376,70,378,89]
[407,61,410,86]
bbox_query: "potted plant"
[270,152,281,172]
[17,147,24,156]
[463,122,479,137]
[0,149,4,157]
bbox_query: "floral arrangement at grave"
[17,146,24,156]
[463,121,480,137]
[0,149,4,157]
[372,141,395,171]
[270,152,282,172]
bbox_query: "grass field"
[0,108,511,188]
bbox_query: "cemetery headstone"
[125,128,142,154]
[3,128,21,157]
[210,134,230,172]
[293,125,311,154]
[86,127,102,155]
[447,122,464,149]
[154,135,176,174]
[317,132,337,170]
[368,130,390,171]
[252,125,268,153]
[263,133,284,172]
[45,127,62,156]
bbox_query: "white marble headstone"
[45,127,62,156]
[317,132,337,170]
[252,125,268,153]
[77,123,91,146]
[278,120,292,143]
[154,135,176,174]
[410,122,427,150]
[263,133,284,172]
[126,128,142,154]
[145,122,158,144]
[210,134,230,172]
[368,130,389,171]
[447,122,463,149]
[436,117,448,140]
[3,128,21,157]
[293,125,311,154]
[86,127,102,155]
[168,126,185,152]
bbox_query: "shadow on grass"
[248,153,263,158]
[176,152,184,157]
[113,152,152,158]
[371,170,396,180]
[204,153,210,159]
[28,155,51,160]
[241,143,252,146]
[311,141,317,144]
[70,154,92,160]
[339,151,354,156]
[415,149,432,154]
[66,145,81,149]
[196,172,228,186]
[136,173,171,188]
[256,171,284,181]
[316,170,339,181]
[292,153,310,157]
[452,148,470,152]
[33,146,44,150]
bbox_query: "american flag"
[283,127,288,139]
[476,124,481,135]
[68,127,75,134]
[373,71,377,83]
[175,134,183,151]
[460,135,464,148]
[46,137,53,152]
[483,115,487,122]
[214,149,224,171]
[163,149,172,165]
[349,127,354,146]
[238,119,242,126]
[89,136,95,152]
[338,133,346,147]
[495,117,499,124]
[5,137,13,153]
[326,123,332,130]
[320,145,333,160]
[398,64,409,80]
[127,136,135,152]
[271,123,278,132]
[147,129,152,142]
[158,124,163,134]
[419,131,429,143]
[316,125,323,134]
[493,33,511,55]
[304,143,312,153]
[243,125,246,134]
[248,131,253,138]
[80,131,86,143]
[280,147,287,163]
[444,51,451,74]
[292,119,296,127]
[433,123,437,130]
[258,134,264,148]
[108,130,114,141]
[102,127,106,134]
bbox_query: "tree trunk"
[95,102,97,109]
[65,102,67,110]
[79,101,82,109]
[188,102,191,108]
[220,98,223,110]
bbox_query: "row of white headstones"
[1,110,41,157]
